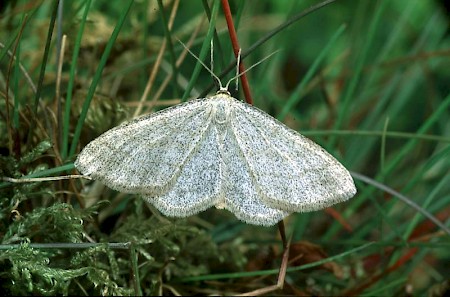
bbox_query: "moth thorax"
[212,100,231,125]
[216,87,231,96]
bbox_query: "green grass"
[1,0,449,295]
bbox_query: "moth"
[75,48,356,226]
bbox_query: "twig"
[221,0,253,104]
[238,221,291,296]
[133,0,180,118]
[1,175,92,183]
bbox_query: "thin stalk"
[221,0,253,104]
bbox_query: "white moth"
[75,51,356,226]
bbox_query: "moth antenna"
[225,50,279,91]
[235,48,241,92]
[178,39,225,91]
[210,39,214,77]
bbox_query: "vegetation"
[0,0,449,295]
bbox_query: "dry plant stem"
[55,34,67,157]
[239,221,290,296]
[148,16,206,112]
[133,0,180,118]
[221,0,253,104]
[2,175,92,183]
[3,172,87,207]
[278,220,288,250]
